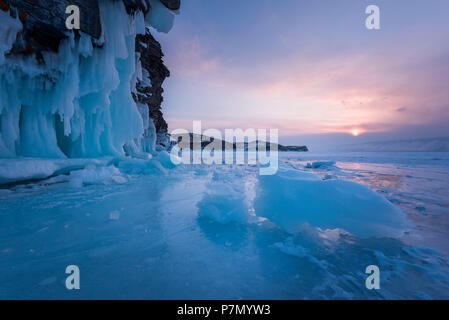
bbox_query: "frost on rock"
[0,0,178,162]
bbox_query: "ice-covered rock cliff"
[0,0,179,158]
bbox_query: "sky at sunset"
[156,0,449,148]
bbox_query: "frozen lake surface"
[1,152,448,299]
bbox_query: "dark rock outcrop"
[3,0,101,57]
[277,145,309,152]
[134,29,170,146]
[173,133,309,152]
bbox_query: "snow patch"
[69,164,127,187]
[0,158,111,185]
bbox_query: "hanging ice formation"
[0,0,179,159]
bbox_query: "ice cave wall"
[0,0,179,158]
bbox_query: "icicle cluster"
[0,0,176,159]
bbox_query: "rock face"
[3,0,177,56]
[1,0,176,147]
[3,0,101,57]
[134,29,170,147]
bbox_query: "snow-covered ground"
[1,152,448,299]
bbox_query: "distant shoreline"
[170,133,309,152]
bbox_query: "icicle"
[0,0,164,159]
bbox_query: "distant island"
[170,133,308,152]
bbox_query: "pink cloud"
[164,36,221,77]
[164,35,449,136]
